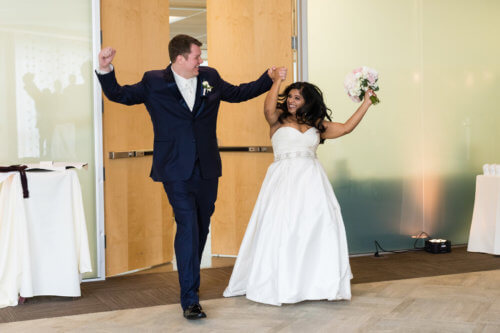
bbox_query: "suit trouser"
[162,161,218,310]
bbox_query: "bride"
[223,68,376,306]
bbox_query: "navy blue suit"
[97,65,272,309]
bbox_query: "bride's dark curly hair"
[277,82,332,143]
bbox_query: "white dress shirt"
[172,68,197,111]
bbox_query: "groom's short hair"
[169,34,202,63]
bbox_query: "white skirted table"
[467,175,500,255]
[0,167,92,308]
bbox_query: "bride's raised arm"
[264,67,287,126]
[320,89,377,140]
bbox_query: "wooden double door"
[101,0,293,276]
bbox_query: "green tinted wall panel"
[309,0,500,253]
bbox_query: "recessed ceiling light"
[169,16,186,24]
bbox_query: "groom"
[96,34,283,319]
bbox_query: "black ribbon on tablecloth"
[0,165,29,198]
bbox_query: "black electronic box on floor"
[425,239,451,253]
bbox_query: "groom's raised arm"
[96,70,146,106]
[95,47,146,106]
[219,68,274,103]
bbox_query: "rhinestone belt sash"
[274,150,317,161]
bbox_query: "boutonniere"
[202,80,213,96]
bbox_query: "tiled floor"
[1,269,499,332]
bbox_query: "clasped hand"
[268,66,287,82]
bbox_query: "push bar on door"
[109,146,273,159]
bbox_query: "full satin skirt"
[223,156,352,306]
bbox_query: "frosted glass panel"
[0,0,97,277]
[308,0,500,253]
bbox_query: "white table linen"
[467,175,500,255]
[0,170,92,308]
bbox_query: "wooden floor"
[0,246,498,324]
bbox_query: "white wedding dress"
[223,126,352,306]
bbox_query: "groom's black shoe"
[183,303,206,320]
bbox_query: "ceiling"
[170,0,207,54]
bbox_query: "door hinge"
[291,35,298,50]
[103,167,105,181]
[100,30,103,46]
[104,235,106,248]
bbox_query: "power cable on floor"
[373,231,431,257]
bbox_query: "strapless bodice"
[271,126,320,161]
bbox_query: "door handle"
[108,150,153,159]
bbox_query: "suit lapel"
[163,65,194,116]
[193,74,207,117]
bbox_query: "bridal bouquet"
[344,66,380,104]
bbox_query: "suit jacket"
[97,65,272,181]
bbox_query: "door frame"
[87,0,106,282]
[297,0,309,81]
